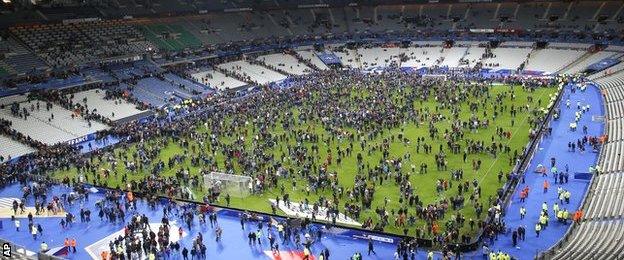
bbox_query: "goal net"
[204,172,252,198]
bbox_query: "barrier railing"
[4,76,565,254]
[0,237,63,260]
[535,81,607,259]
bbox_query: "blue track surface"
[483,83,604,259]
[0,184,400,259]
[0,82,605,260]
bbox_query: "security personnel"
[564,190,571,204]
[540,214,548,228]
[535,222,542,237]
[553,202,559,215]
[562,209,570,224]
[70,238,77,253]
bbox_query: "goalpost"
[203,172,252,198]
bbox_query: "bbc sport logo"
[2,243,11,258]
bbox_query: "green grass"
[0,65,10,77]
[168,24,203,48]
[138,24,202,51]
[53,81,557,239]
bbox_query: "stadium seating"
[0,101,108,145]
[594,71,624,174]
[561,51,622,75]
[524,48,587,74]
[585,171,624,219]
[460,46,486,68]
[162,73,213,96]
[81,68,117,83]
[10,20,157,67]
[295,49,330,70]
[0,37,47,75]
[68,89,147,121]
[135,77,193,103]
[480,47,531,71]
[0,135,35,162]
[124,83,169,108]
[256,53,313,75]
[110,65,149,81]
[190,69,248,91]
[401,46,444,68]
[218,60,287,85]
[548,43,592,50]
[357,47,403,69]
[138,23,202,51]
[171,19,220,46]
[548,219,624,260]
[439,47,468,68]
[331,47,361,69]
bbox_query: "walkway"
[485,82,604,259]
[0,184,399,260]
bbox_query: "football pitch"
[53,79,558,238]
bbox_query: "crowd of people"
[0,66,563,260]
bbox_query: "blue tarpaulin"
[586,58,621,72]
[317,52,342,65]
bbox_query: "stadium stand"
[357,47,403,69]
[218,60,287,85]
[439,46,468,68]
[80,68,117,84]
[295,49,330,70]
[561,51,622,75]
[547,219,624,259]
[460,45,486,68]
[401,45,444,69]
[67,89,148,121]
[135,77,193,102]
[595,71,624,174]
[0,135,35,162]
[9,20,156,67]
[120,83,168,108]
[588,60,624,81]
[0,37,47,75]
[190,68,248,91]
[138,22,202,51]
[256,53,313,75]
[162,72,213,96]
[0,100,108,145]
[481,47,532,71]
[525,48,587,74]
[331,47,361,69]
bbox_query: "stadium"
[0,0,621,259]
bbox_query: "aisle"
[487,83,604,259]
